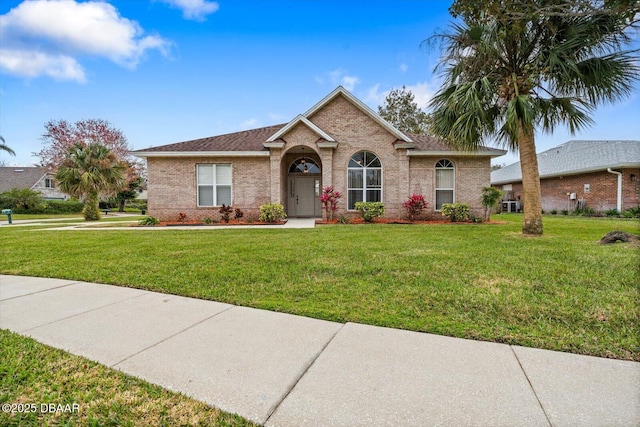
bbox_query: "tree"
[36,119,131,168]
[55,143,126,221]
[428,0,639,235]
[378,86,430,134]
[111,174,143,212]
[480,187,503,221]
[0,136,16,156]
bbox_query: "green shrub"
[441,203,471,222]
[561,210,569,215]
[354,201,385,222]
[550,209,557,215]
[203,216,213,224]
[604,208,620,217]
[259,203,286,223]
[0,188,45,213]
[623,206,640,218]
[44,199,84,214]
[138,216,159,226]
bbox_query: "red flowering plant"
[403,194,428,221]
[320,186,342,220]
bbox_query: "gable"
[0,167,47,193]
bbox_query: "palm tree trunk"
[517,121,543,235]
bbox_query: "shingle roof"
[491,140,640,184]
[0,167,47,193]
[133,124,286,153]
[405,133,506,155]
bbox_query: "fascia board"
[407,150,507,157]
[303,86,413,143]
[132,151,270,158]
[266,115,335,142]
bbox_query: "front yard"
[1,214,638,360]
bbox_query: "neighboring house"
[491,140,640,212]
[133,87,506,221]
[0,166,69,200]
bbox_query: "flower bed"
[141,220,287,227]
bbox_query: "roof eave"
[266,115,335,142]
[132,151,270,158]
[303,86,413,143]
[407,149,507,157]
[491,162,640,184]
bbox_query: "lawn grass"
[1,214,638,360]
[0,329,255,426]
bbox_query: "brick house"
[0,166,69,200]
[491,140,640,213]
[133,87,506,221]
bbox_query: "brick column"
[269,149,282,204]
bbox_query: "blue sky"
[1,0,638,167]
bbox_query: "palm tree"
[55,143,126,221]
[428,3,639,235]
[0,136,16,156]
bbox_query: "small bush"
[234,208,244,220]
[550,209,557,215]
[604,208,620,217]
[402,194,428,221]
[177,212,187,223]
[219,204,233,223]
[441,203,471,222]
[339,214,351,224]
[623,206,640,218]
[138,216,159,226]
[203,217,213,224]
[561,210,569,215]
[259,203,286,223]
[320,186,342,220]
[573,207,598,217]
[354,201,385,222]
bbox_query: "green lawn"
[1,214,638,360]
[0,330,254,426]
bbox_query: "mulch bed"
[315,218,505,225]
[154,220,287,227]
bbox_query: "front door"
[289,176,317,217]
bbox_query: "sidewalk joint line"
[0,279,84,302]
[510,345,553,427]
[18,290,148,333]
[110,304,235,368]
[263,322,346,424]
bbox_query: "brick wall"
[306,94,406,218]
[410,156,490,219]
[495,168,640,212]
[147,156,270,221]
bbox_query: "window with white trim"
[348,151,382,210]
[45,178,55,188]
[197,164,232,206]
[435,159,454,210]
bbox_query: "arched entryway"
[284,148,322,217]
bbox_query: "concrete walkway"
[1,217,316,230]
[1,275,638,426]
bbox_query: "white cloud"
[326,68,360,91]
[0,49,86,82]
[158,0,219,21]
[365,81,436,109]
[399,63,408,73]
[0,0,170,81]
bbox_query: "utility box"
[1,209,12,224]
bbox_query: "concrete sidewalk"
[1,275,638,426]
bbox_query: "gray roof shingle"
[0,167,47,193]
[491,140,640,184]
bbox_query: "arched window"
[435,159,454,210]
[289,157,320,174]
[348,151,382,210]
